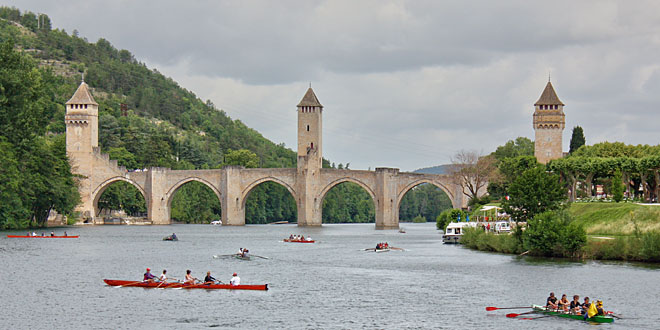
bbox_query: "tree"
[223,149,259,168]
[436,208,467,231]
[523,211,586,257]
[449,150,497,202]
[569,126,585,154]
[612,169,624,202]
[492,137,534,160]
[502,167,566,223]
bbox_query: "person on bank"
[230,272,240,286]
[204,271,217,284]
[143,268,156,282]
[546,292,558,309]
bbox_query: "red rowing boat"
[103,279,268,291]
[7,235,79,238]
[283,238,315,243]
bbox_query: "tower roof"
[66,81,98,105]
[534,81,564,106]
[297,87,323,108]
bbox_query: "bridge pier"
[222,166,245,225]
[146,168,169,225]
[375,168,400,230]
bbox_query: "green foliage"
[569,126,585,154]
[412,215,427,223]
[399,184,452,222]
[322,182,375,223]
[612,169,624,202]
[97,181,146,215]
[223,149,259,168]
[436,208,467,231]
[245,182,296,224]
[522,211,586,257]
[502,167,566,222]
[461,227,522,254]
[491,137,534,160]
[170,181,221,223]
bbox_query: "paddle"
[115,280,144,288]
[486,306,531,311]
[506,311,536,318]
[252,255,269,259]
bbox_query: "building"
[533,81,565,164]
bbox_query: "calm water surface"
[1,223,658,329]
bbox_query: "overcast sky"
[8,1,660,171]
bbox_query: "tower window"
[311,142,314,149]
[307,125,310,131]
[85,104,88,109]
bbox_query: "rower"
[569,295,581,314]
[595,300,605,316]
[171,233,177,240]
[184,270,196,285]
[243,249,250,258]
[159,269,170,282]
[143,268,156,282]
[230,272,240,286]
[581,297,591,319]
[204,271,217,284]
[50,231,55,237]
[546,292,558,310]
[558,294,569,312]
[63,231,68,237]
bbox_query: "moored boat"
[442,222,477,243]
[283,238,315,243]
[531,305,614,323]
[103,279,268,291]
[7,235,79,238]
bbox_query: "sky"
[7,0,660,171]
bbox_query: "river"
[1,223,657,329]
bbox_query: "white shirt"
[160,274,167,281]
[230,276,240,286]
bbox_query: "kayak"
[7,235,79,238]
[283,238,315,243]
[163,236,178,241]
[531,305,614,323]
[103,279,268,291]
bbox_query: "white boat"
[442,222,477,244]
[210,220,222,225]
[494,221,511,233]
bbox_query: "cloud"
[8,0,660,170]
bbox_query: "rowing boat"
[531,305,614,323]
[162,236,178,241]
[7,235,79,238]
[233,254,251,261]
[283,238,315,243]
[103,279,268,291]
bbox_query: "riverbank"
[461,202,660,262]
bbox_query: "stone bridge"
[66,82,470,228]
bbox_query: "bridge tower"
[65,80,99,220]
[533,81,565,164]
[296,87,324,225]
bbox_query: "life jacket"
[587,302,598,318]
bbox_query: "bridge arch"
[240,177,297,210]
[92,176,148,217]
[396,179,457,211]
[316,178,378,223]
[164,177,223,212]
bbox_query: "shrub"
[436,209,467,231]
[640,231,660,261]
[523,211,587,257]
[412,215,427,223]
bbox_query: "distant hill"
[414,164,451,175]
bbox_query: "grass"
[568,203,660,236]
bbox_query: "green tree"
[502,167,566,223]
[612,169,624,202]
[436,208,467,231]
[569,126,586,154]
[492,137,534,160]
[223,149,259,168]
[523,211,586,257]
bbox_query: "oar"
[115,280,144,288]
[252,255,269,259]
[486,306,531,311]
[506,311,536,318]
[520,315,553,320]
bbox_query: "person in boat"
[242,249,250,258]
[143,268,156,282]
[546,292,558,310]
[41,232,45,237]
[595,300,605,316]
[159,269,170,282]
[63,231,67,237]
[585,298,599,319]
[204,271,217,284]
[50,231,55,237]
[306,236,312,241]
[171,233,177,240]
[384,242,389,248]
[32,231,36,237]
[300,235,305,241]
[581,297,591,319]
[230,272,240,286]
[569,295,581,314]
[184,270,197,285]
[558,294,570,312]
[289,234,294,240]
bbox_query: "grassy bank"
[569,203,660,236]
[461,202,660,262]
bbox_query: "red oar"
[486,306,531,311]
[506,311,536,318]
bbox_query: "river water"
[1,223,657,329]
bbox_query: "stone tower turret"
[65,80,99,220]
[533,81,565,164]
[297,87,323,171]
